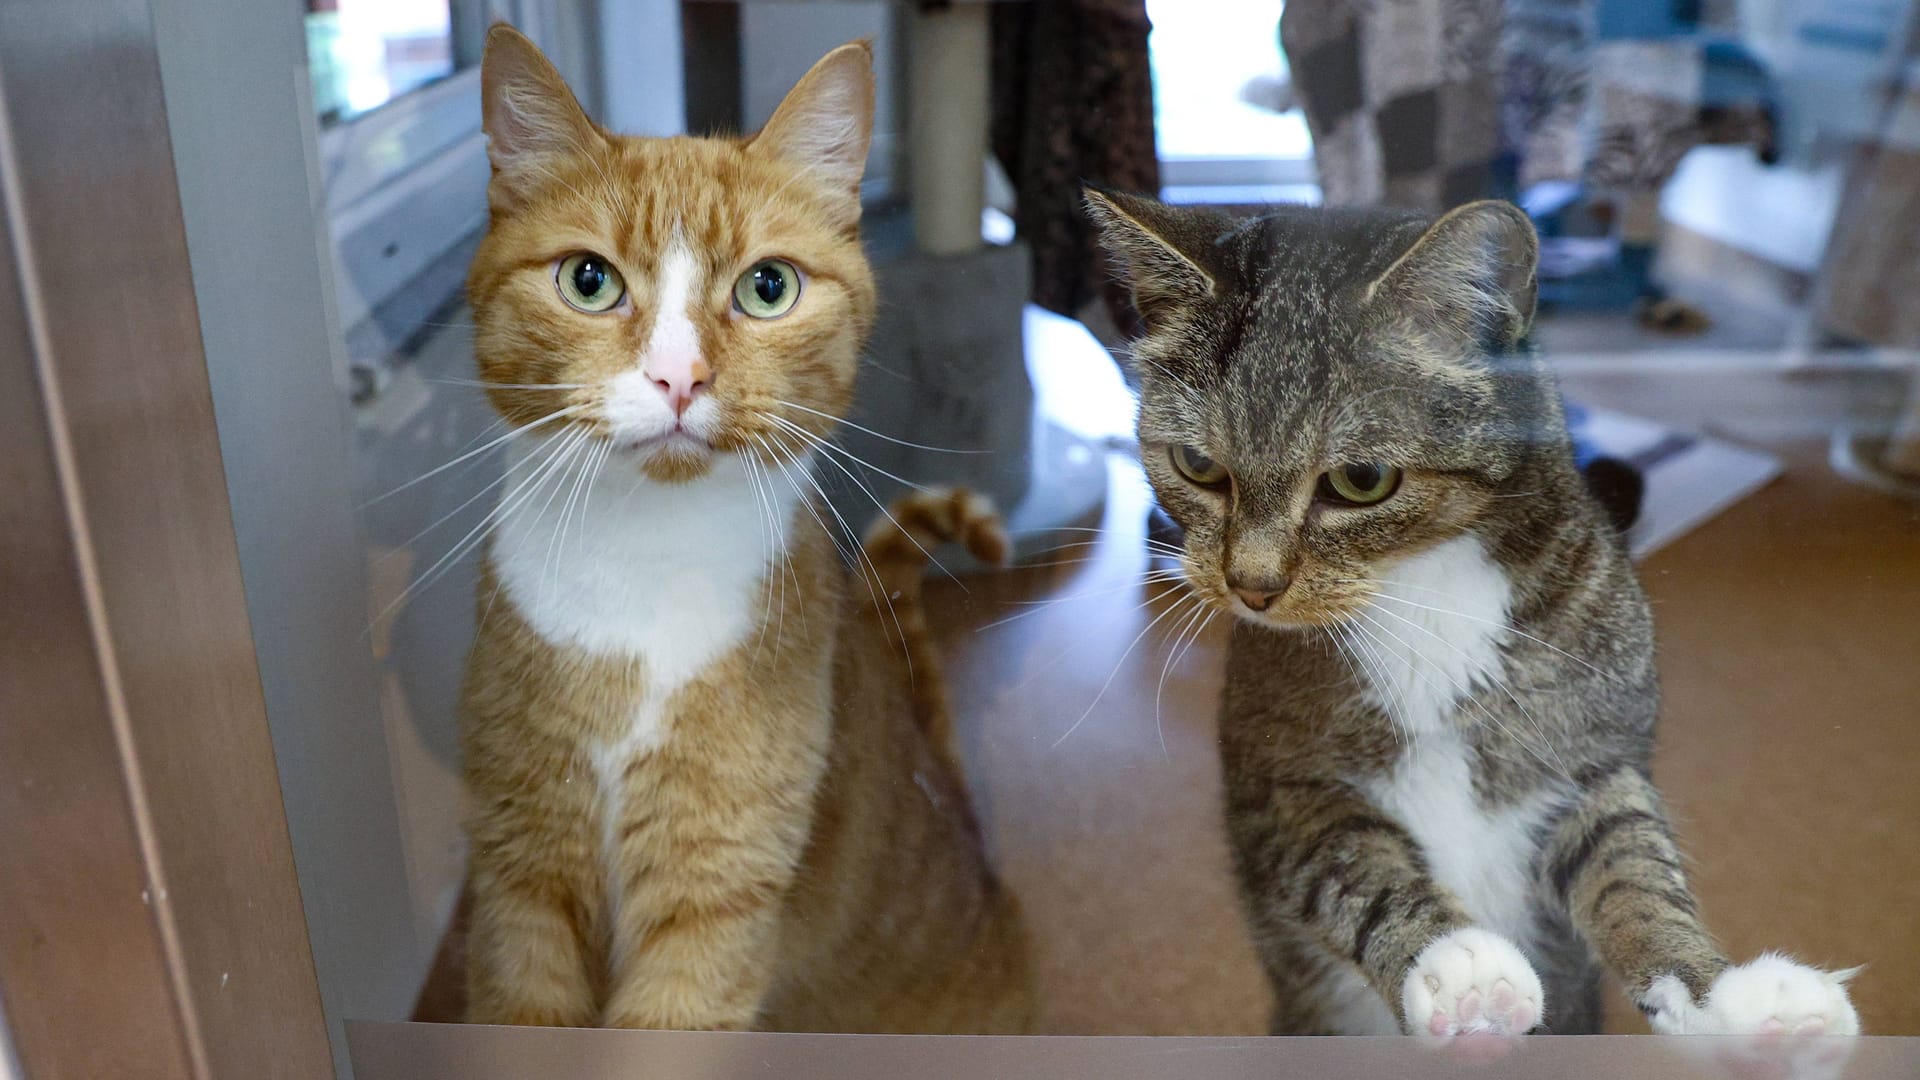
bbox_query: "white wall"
[599,0,688,135]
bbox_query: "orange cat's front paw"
[467,1001,596,1028]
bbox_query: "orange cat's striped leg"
[465,862,599,1027]
[600,888,785,1030]
[599,758,803,1030]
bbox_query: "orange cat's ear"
[749,40,875,219]
[480,23,603,209]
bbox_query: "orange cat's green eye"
[734,259,801,319]
[556,252,626,313]
[1170,444,1229,488]
[1320,463,1402,505]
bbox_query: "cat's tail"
[859,487,1008,753]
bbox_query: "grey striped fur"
[1086,191,1745,1035]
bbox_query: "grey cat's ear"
[481,23,605,206]
[1084,188,1218,325]
[750,41,875,217]
[1366,200,1539,346]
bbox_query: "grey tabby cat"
[1085,190,1860,1038]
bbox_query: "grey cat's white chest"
[1361,732,1557,947]
[1344,535,1553,942]
[1343,534,1512,737]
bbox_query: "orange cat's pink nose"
[647,357,711,417]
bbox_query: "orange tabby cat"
[457,26,1033,1032]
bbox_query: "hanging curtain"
[991,0,1161,335]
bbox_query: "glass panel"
[180,0,1920,1069]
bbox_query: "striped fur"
[459,28,1031,1033]
[1093,192,1860,1037]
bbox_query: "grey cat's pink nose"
[1229,577,1290,612]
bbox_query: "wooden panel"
[0,139,197,1080]
[0,2,333,1076]
[350,1022,1920,1079]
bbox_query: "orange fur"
[458,26,1031,1032]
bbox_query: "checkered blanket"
[1284,0,1774,210]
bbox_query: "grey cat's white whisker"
[1341,615,1412,746]
[997,585,1195,700]
[1013,525,1187,559]
[1352,583,1609,678]
[999,570,1184,606]
[1358,598,1572,766]
[974,571,1184,631]
[1050,592,1196,750]
[1351,606,1570,782]
[1155,597,1212,759]
[773,398,989,454]
[361,401,593,508]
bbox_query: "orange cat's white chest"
[491,440,807,716]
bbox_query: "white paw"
[1644,954,1861,1036]
[1401,927,1543,1037]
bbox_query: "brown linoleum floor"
[924,443,1920,1037]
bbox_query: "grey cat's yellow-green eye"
[556,253,626,313]
[734,259,802,319]
[1170,444,1230,488]
[1320,462,1402,505]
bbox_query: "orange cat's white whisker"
[763,412,937,494]
[476,427,599,628]
[761,425,911,669]
[782,419,965,590]
[751,432,850,569]
[371,424,592,633]
[773,398,989,454]
[428,378,593,391]
[360,402,593,508]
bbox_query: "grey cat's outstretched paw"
[1644,954,1860,1036]
[1402,927,1543,1037]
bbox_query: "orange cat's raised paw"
[865,487,1008,573]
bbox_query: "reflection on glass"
[306,0,454,124]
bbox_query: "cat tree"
[688,0,1109,562]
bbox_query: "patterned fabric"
[1282,0,1504,212]
[1289,0,1775,210]
[991,0,1161,328]
[1503,0,1775,196]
